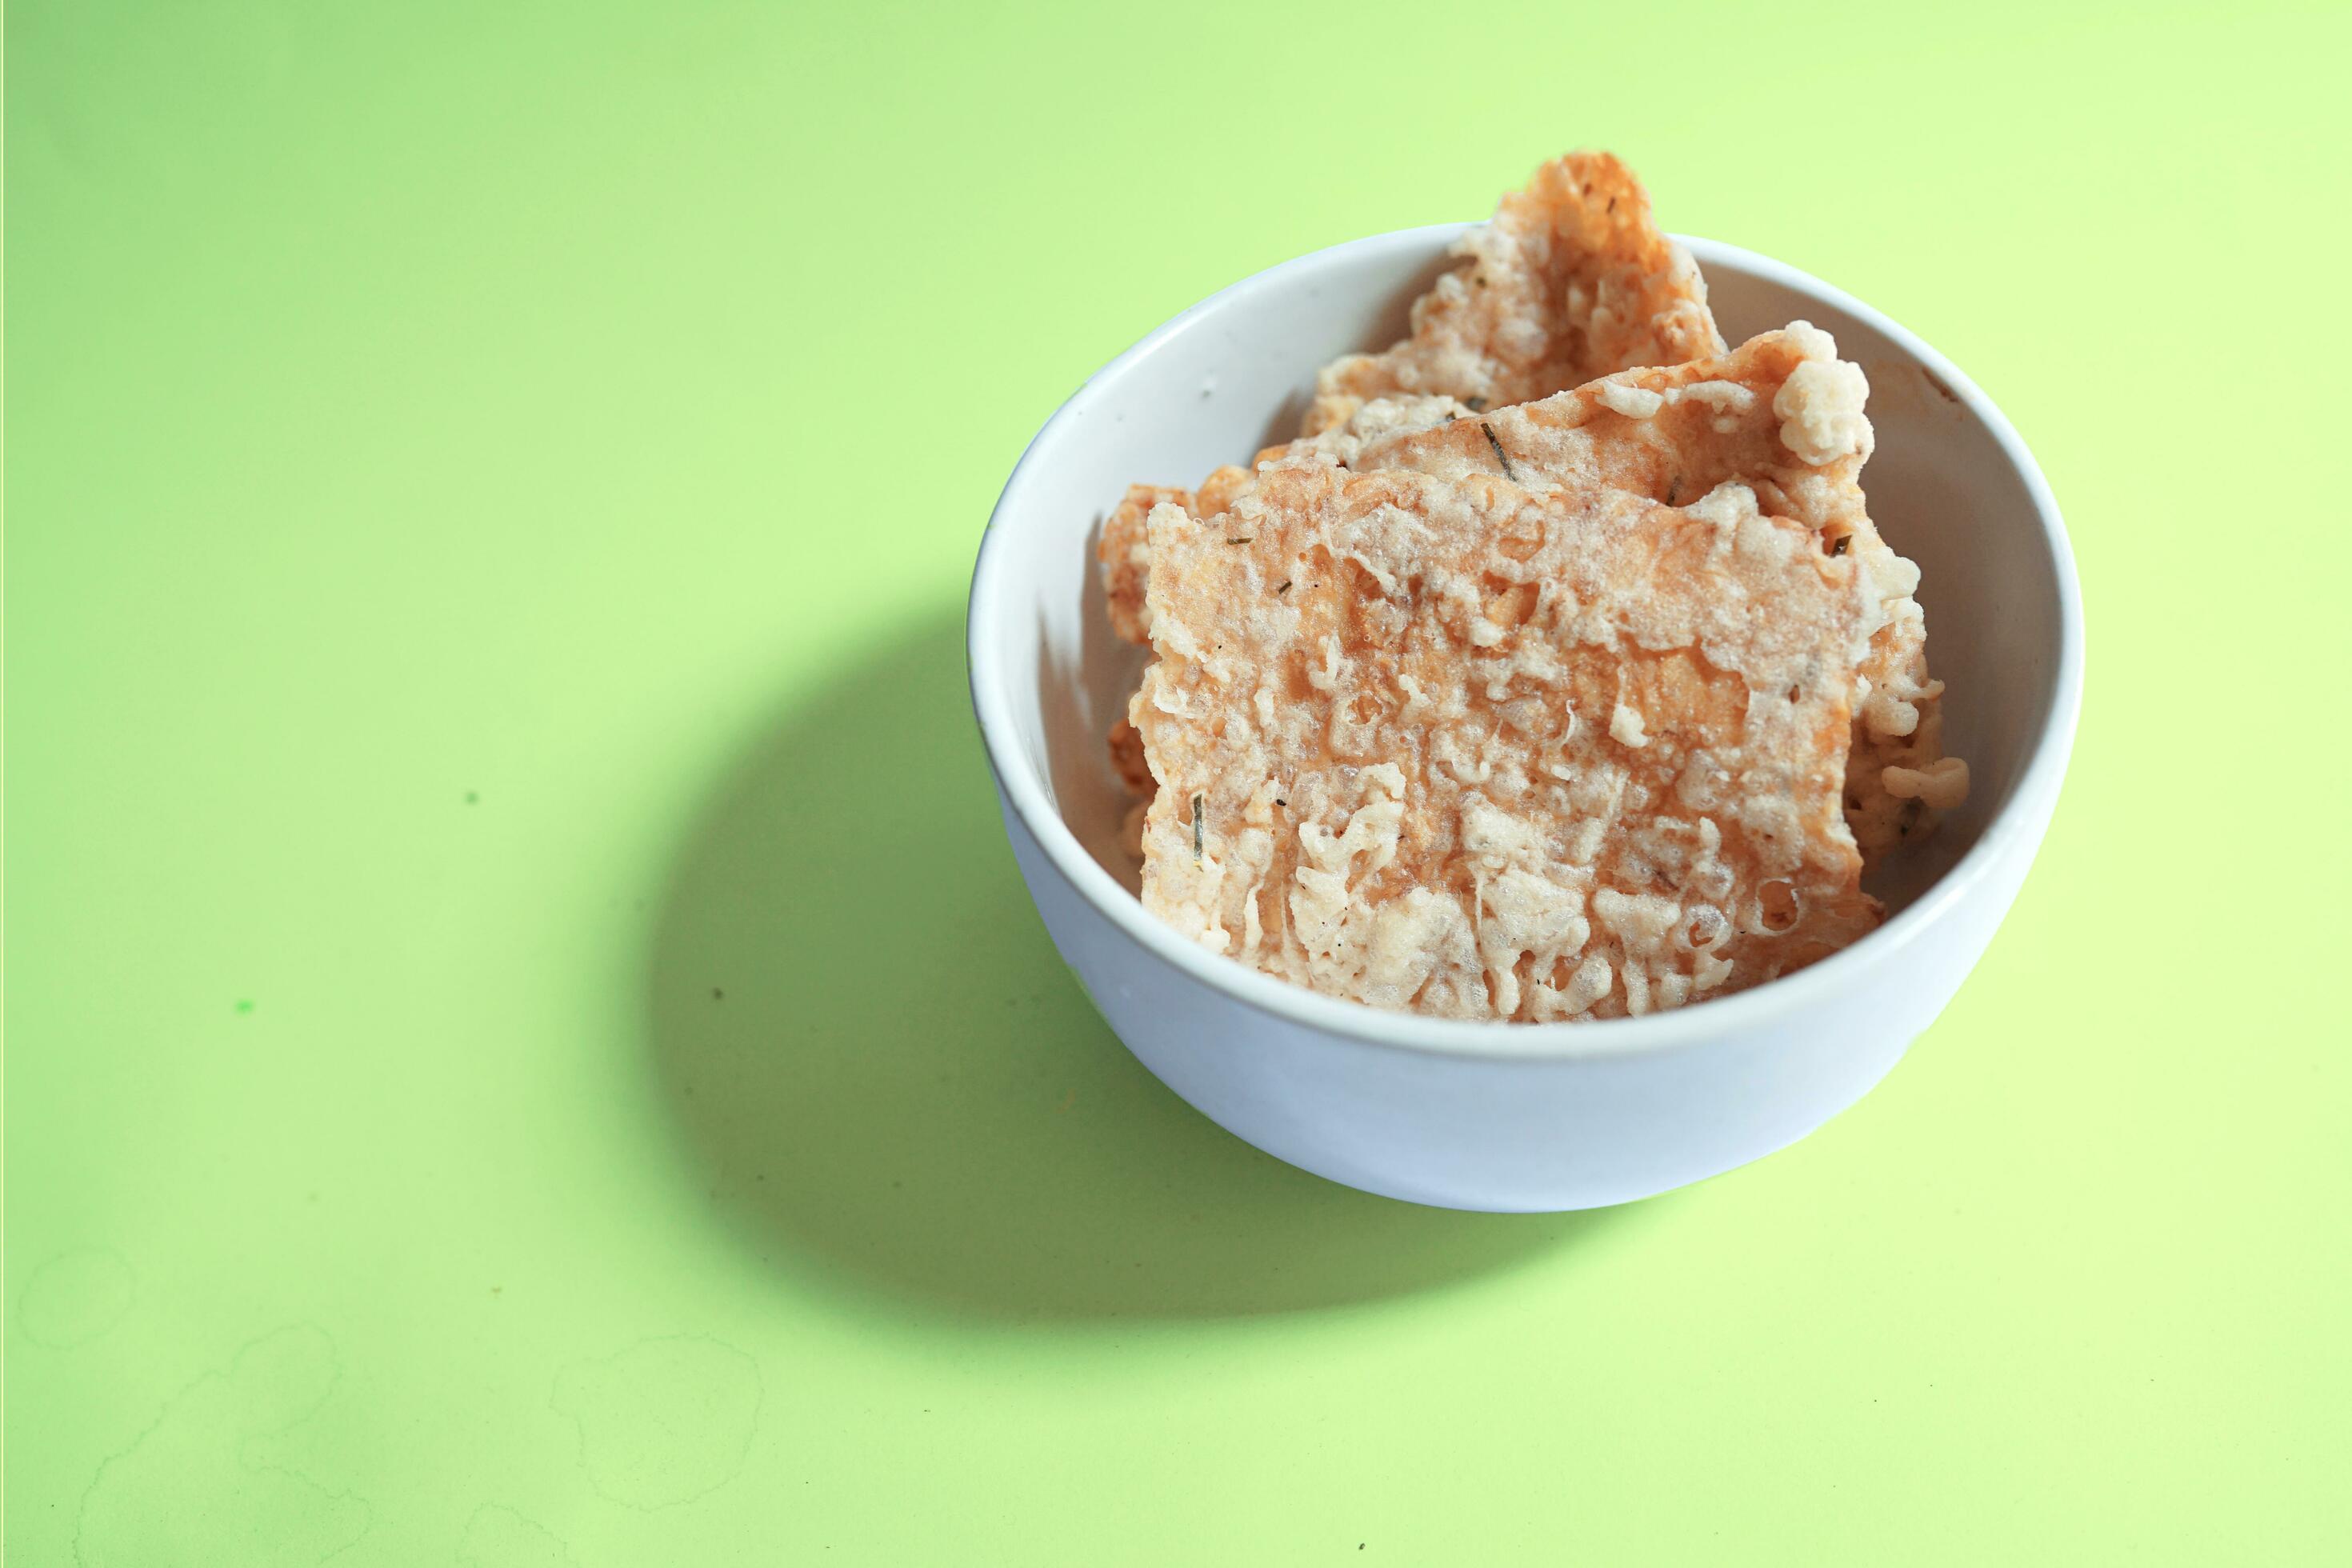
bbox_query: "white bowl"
[967,225,2082,1211]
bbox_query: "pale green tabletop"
[10,2,2347,1562]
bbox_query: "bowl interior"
[980,228,2065,926]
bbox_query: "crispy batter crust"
[1304,152,1726,436]
[1101,477,1251,812]
[1098,484,1190,646]
[1135,453,1879,1022]
[1346,326,1960,851]
[1098,153,1966,960]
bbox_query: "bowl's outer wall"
[974,231,2076,1209]
[1002,783,2054,1210]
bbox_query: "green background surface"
[9,2,2348,1562]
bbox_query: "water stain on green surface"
[645,610,1620,1323]
[20,1249,138,1348]
[76,1325,370,1566]
[458,1505,577,1567]
[550,1336,762,1510]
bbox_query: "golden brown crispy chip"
[1134,454,1879,1022]
[1304,151,1726,436]
[1100,424,1471,817]
[1099,471,1255,650]
[1109,146,1722,785]
[1847,659,1965,854]
[1100,475,1254,818]
[1347,325,1962,852]
[1098,483,1190,646]
[1100,149,1963,890]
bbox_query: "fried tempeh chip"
[1132,454,1881,1022]
[1303,151,1726,437]
[1098,470,1257,647]
[1106,150,1723,832]
[1098,484,1190,646]
[1343,324,1964,854]
[1100,475,1254,814]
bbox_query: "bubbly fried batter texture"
[1098,484,1190,645]
[1101,476,1251,811]
[1343,325,1962,851]
[1304,152,1725,437]
[1094,154,1970,1020]
[1132,454,1880,1022]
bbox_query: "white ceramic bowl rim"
[968,225,2084,1063]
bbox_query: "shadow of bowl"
[643,607,1622,1322]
